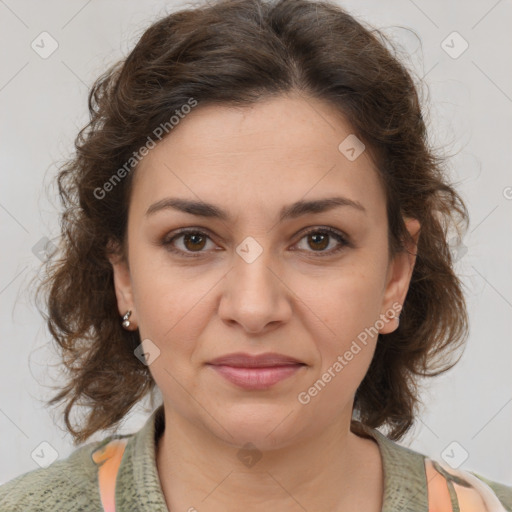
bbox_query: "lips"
[206,352,306,390]
[207,352,305,368]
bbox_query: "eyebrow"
[145,196,367,221]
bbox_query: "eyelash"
[161,227,351,258]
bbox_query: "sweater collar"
[116,405,427,512]
[356,423,428,511]
[114,404,168,511]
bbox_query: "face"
[110,93,420,449]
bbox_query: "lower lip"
[208,364,304,390]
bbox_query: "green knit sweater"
[1,405,511,511]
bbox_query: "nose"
[218,248,293,334]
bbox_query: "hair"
[36,0,470,445]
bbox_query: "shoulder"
[452,467,512,511]
[361,426,512,511]
[0,434,131,511]
[423,458,512,511]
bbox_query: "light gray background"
[1,0,511,487]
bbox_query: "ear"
[107,241,138,330]
[379,217,421,334]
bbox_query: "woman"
[1,0,510,510]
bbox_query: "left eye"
[162,227,349,257]
[294,228,349,256]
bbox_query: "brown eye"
[295,228,349,256]
[307,232,329,251]
[182,233,207,251]
[162,226,350,258]
[162,229,215,256]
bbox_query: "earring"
[122,310,132,329]
[396,315,400,327]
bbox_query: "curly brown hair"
[36,0,470,445]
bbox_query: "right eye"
[161,229,218,257]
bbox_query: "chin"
[208,408,303,450]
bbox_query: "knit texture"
[1,405,511,511]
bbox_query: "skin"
[109,92,421,512]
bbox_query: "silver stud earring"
[122,310,132,329]
[396,315,400,327]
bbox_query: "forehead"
[131,94,386,221]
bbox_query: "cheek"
[129,255,226,384]
[129,243,210,326]
[132,277,211,402]
[305,263,386,336]
[297,280,382,412]
[134,281,211,355]
[296,261,386,375]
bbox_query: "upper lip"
[207,352,305,368]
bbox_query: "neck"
[155,405,383,512]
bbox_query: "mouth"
[207,352,305,368]
[206,352,306,390]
